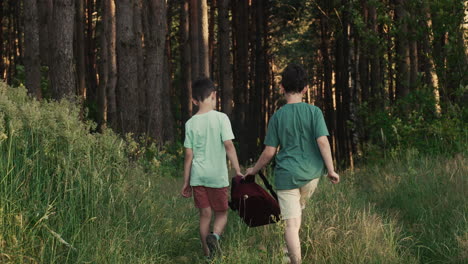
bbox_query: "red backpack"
[229,171,281,227]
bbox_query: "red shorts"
[193,186,229,212]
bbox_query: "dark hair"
[281,63,307,93]
[192,77,216,102]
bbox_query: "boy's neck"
[196,103,214,115]
[285,92,303,104]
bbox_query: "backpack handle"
[257,171,278,201]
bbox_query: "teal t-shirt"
[264,103,329,190]
[184,110,234,188]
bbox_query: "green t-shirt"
[184,110,234,188]
[264,103,329,190]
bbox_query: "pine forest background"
[0,0,468,263]
[1,0,466,166]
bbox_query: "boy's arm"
[245,146,277,176]
[224,140,243,177]
[317,136,340,184]
[181,148,193,197]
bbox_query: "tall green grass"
[1,83,466,263]
[0,83,166,263]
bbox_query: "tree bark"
[85,0,98,102]
[97,0,109,131]
[409,37,418,91]
[198,0,209,77]
[116,0,139,133]
[134,0,146,132]
[218,0,232,117]
[49,0,76,100]
[359,1,369,104]
[75,0,86,97]
[105,0,117,129]
[23,0,42,99]
[368,3,381,107]
[189,0,200,78]
[180,0,192,123]
[395,0,410,100]
[163,0,174,142]
[208,0,216,79]
[319,4,336,157]
[420,6,437,91]
[145,0,167,143]
[232,0,249,162]
[37,0,52,66]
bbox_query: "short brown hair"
[192,77,216,102]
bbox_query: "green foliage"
[361,89,467,156]
[12,64,51,97]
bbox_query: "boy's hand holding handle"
[235,170,245,178]
[244,146,277,178]
[244,167,257,177]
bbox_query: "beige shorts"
[277,178,320,220]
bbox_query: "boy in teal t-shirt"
[246,64,340,264]
[181,77,243,258]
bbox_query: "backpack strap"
[258,171,278,201]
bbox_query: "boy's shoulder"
[185,110,229,126]
[274,103,321,115]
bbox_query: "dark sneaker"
[206,234,222,257]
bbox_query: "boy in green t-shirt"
[180,77,243,258]
[245,64,340,264]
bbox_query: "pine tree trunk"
[105,0,117,129]
[395,0,410,100]
[23,0,42,99]
[180,0,192,123]
[134,0,146,133]
[368,4,381,107]
[198,0,209,77]
[163,0,174,142]
[75,0,86,97]
[319,5,336,157]
[250,0,269,159]
[97,0,109,131]
[85,0,98,102]
[232,0,249,162]
[6,1,15,83]
[420,6,437,91]
[37,0,51,66]
[359,1,370,104]
[208,0,216,79]
[218,0,232,117]
[49,0,76,100]
[409,38,418,91]
[190,0,200,78]
[145,0,167,143]
[116,0,139,133]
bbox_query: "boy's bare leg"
[213,210,228,235]
[285,217,302,264]
[199,207,212,256]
